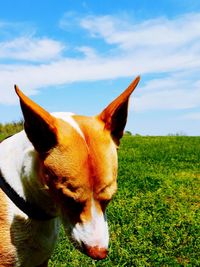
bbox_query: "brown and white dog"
[0,76,140,267]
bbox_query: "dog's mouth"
[67,235,108,260]
[81,242,108,260]
[62,216,108,260]
[66,232,108,260]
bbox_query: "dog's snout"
[83,245,108,260]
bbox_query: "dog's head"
[15,76,140,260]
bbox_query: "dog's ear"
[98,76,140,145]
[15,85,58,153]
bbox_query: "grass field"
[0,126,199,266]
[49,135,200,267]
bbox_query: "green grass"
[49,136,200,267]
[0,126,199,266]
[0,121,23,140]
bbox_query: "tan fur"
[42,116,117,222]
[0,190,16,266]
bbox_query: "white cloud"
[0,37,65,62]
[81,13,200,49]
[59,11,80,31]
[0,56,138,104]
[80,15,117,39]
[181,112,200,120]
[0,12,200,114]
[80,13,200,73]
[133,87,200,112]
[132,74,200,112]
[76,46,97,58]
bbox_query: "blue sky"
[0,0,200,135]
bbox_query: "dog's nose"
[83,245,108,260]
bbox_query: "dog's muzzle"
[82,244,108,260]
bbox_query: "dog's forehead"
[44,114,117,191]
[73,115,118,188]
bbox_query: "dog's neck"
[0,131,58,220]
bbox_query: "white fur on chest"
[0,112,86,266]
[0,132,61,266]
[0,131,29,197]
[11,217,60,267]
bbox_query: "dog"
[0,76,140,266]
